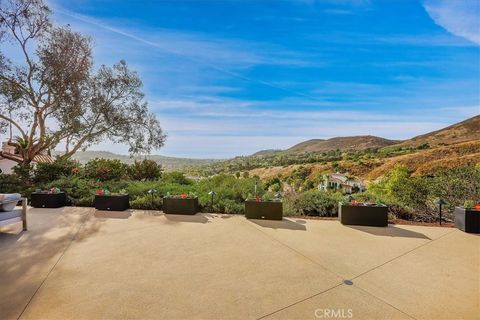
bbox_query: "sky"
[5,0,480,158]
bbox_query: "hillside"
[396,115,480,147]
[251,149,282,157]
[215,116,480,181]
[56,151,220,171]
[286,136,399,154]
[366,140,480,180]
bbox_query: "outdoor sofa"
[0,193,27,231]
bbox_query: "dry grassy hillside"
[366,140,480,180]
[248,141,480,182]
[287,135,399,153]
[396,115,480,147]
[243,117,479,182]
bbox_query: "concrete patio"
[0,207,478,320]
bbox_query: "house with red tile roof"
[0,141,54,174]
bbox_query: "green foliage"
[12,164,33,184]
[48,176,97,204]
[261,193,273,201]
[366,164,480,221]
[286,190,342,216]
[0,174,22,194]
[162,171,193,185]
[34,158,79,183]
[83,158,129,181]
[213,199,244,214]
[130,195,162,210]
[428,165,480,210]
[129,159,162,181]
[76,196,94,207]
[270,182,281,192]
[291,166,311,180]
[463,200,475,209]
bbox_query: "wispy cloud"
[21,0,476,158]
[52,6,327,103]
[440,106,480,117]
[423,0,480,45]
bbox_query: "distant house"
[318,172,365,194]
[0,141,54,174]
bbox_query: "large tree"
[0,0,166,165]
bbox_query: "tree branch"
[0,150,22,164]
[0,114,27,137]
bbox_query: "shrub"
[129,159,162,181]
[125,181,163,197]
[48,177,96,204]
[83,158,129,181]
[12,164,33,186]
[287,190,342,216]
[463,200,475,208]
[429,165,480,210]
[76,196,94,207]
[366,164,480,222]
[282,193,298,217]
[0,174,22,194]
[162,171,193,185]
[130,195,162,210]
[223,199,244,214]
[34,158,79,183]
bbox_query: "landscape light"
[148,189,158,208]
[434,199,448,225]
[208,191,217,209]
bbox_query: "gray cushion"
[1,193,21,201]
[0,209,22,221]
[0,193,21,212]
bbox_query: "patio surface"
[0,207,478,320]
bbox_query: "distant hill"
[217,115,480,181]
[251,149,282,157]
[396,115,480,147]
[286,135,399,153]
[55,151,220,171]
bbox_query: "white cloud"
[423,0,480,45]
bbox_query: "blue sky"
[29,1,480,157]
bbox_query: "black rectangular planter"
[31,192,67,208]
[454,207,480,233]
[339,203,388,227]
[94,195,130,211]
[163,197,198,215]
[245,201,283,220]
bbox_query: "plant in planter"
[338,200,388,227]
[31,187,67,208]
[163,193,199,215]
[454,200,480,233]
[94,188,130,211]
[245,192,283,220]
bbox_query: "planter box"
[245,201,283,220]
[94,195,130,211]
[31,192,67,208]
[454,207,480,233]
[163,197,198,215]
[339,203,388,227]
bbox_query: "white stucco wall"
[0,159,16,174]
